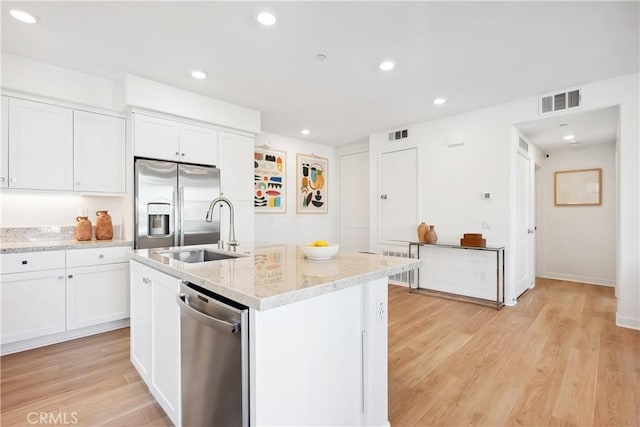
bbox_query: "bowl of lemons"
[300,240,340,261]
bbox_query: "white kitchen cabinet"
[218,131,254,200]
[179,122,218,166]
[130,260,181,425]
[130,261,153,382]
[134,113,218,167]
[1,250,67,344]
[66,246,130,330]
[8,98,73,190]
[1,96,8,188]
[73,110,126,193]
[133,113,180,161]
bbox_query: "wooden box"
[460,238,486,248]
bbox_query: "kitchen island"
[130,244,419,427]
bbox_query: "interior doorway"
[338,150,369,252]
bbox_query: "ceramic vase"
[425,225,438,244]
[75,216,92,241]
[95,210,113,240]
[417,222,429,243]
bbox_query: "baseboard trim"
[1,318,130,356]
[616,314,640,330]
[541,272,615,287]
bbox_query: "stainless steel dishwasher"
[177,281,249,427]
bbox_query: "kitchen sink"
[158,249,247,263]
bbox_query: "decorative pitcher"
[95,210,113,240]
[75,216,92,241]
[425,225,438,244]
[417,222,429,243]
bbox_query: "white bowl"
[300,244,339,261]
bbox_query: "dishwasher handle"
[177,294,241,334]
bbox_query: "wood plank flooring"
[389,278,640,426]
[1,277,638,426]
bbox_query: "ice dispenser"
[148,202,171,237]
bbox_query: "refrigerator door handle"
[173,187,179,247]
[178,186,185,246]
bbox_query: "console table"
[407,242,505,310]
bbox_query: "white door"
[74,111,126,193]
[515,151,534,297]
[380,148,417,242]
[339,151,369,252]
[218,132,254,201]
[8,98,73,190]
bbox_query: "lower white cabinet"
[130,260,181,425]
[1,269,66,344]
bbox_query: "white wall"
[0,193,126,235]
[254,132,337,245]
[368,73,639,328]
[535,144,616,286]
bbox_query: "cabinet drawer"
[66,246,131,267]
[0,250,65,274]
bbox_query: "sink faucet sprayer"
[205,196,238,251]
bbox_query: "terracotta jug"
[425,225,438,244]
[75,216,92,241]
[95,210,113,240]
[417,222,429,243]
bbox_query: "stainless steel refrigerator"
[134,158,220,250]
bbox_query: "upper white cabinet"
[134,113,218,166]
[133,114,180,162]
[8,98,73,190]
[179,123,218,166]
[218,131,254,201]
[1,96,8,188]
[74,111,126,193]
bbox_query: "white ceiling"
[515,106,619,152]
[1,2,638,146]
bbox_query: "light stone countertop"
[130,244,420,311]
[1,239,132,254]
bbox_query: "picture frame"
[296,153,328,214]
[254,147,286,213]
[554,168,602,206]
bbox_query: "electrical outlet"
[377,302,385,323]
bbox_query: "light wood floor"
[1,278,638,426]
[388,278,640,426]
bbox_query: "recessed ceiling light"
[563,134,575,141]
[315,54,327,61]
[10,9,37,24]
[301,129,310,135]
[559,123,568,127]
[257,12,277,26]
[433,97,447,105]
[191,70,207,80]
[379,60,395,71]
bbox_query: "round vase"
[417,222,429,243]
[95,210,113,240]
[425,225,438,244]
[75,216,92,241]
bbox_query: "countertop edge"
[130,252,420,311]
[1,240,133,254]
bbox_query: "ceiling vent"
[539,88,581,115]
[388,129,408,142]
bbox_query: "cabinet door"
[67,263,129,330]
[0,269,66,344]
[151,269,181,425]
[74,111,126,193]
[218,132,254,200]
[1,96,8,188]
[8,98,73,190]
[133,113,180,161]
[130,262,153,381]
[179,123,218,166]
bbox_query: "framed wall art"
[296,153,328,214]
[554,168,602,206]
[254,147,286,213]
